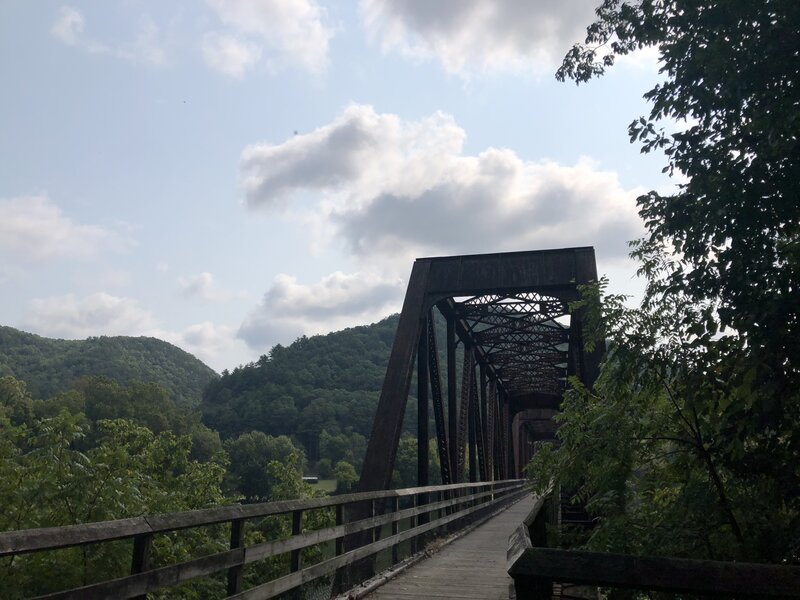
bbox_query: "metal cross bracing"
[358,248,604,497]
[452,292,571,397]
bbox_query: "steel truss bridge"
[2,249,798,599]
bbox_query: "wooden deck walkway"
[365,494,535,599]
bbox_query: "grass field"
[309,478,337,493]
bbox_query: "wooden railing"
[1,479,527,599]
[507,493,800,599]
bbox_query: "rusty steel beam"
[358,260,430,493]
[417,317,429,488]
[447,312,458,482]
[427,310,451,484]
[358,248,603,493]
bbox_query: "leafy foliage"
[559,0,800,370]
[0,402,227,597]
[201,316,409,462]
[531,0,800,566]
[224,431,303,501]
[241,451,335,592]
[0,326,218,406]
[531,278,799,562]
[26,376,224,462]
[333,461,358,494]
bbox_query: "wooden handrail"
[3,479,528,599]
[1,479,523,557]
[507,492,800,599]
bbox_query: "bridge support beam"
[357,247,603,497]
[342,248,603,591]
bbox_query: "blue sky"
[0,1,672,371]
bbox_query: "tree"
[0,413,227,597]
[319,428,367,471]
[242,452,334,589]
[391,435,417,489]
[224,432,303,501]
[334,461,358,494]
[0,376,34,426]
[559,0,800,371]
[530,1,800,565]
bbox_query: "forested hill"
[0,326,217,406]
[201,315,407,459]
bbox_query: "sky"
[0,0,674,372]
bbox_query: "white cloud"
[178,272,215,299]
[25,293,158,338]
[241,105,465,210]
[162,322,237,368]
[238,105,648,352]
[23,292,237,369]
[50,6,168,67]
[360,0,598,76]
[126,18,168,67]
[0,194,120,264]
[177,271,247,302]
[51,6,84,45]
[239,271,404,349]
[240,104,645,269]
[205,0,334,74]
[202,32,262,77]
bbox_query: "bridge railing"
[507,493,800,598]
[1,478,527,599]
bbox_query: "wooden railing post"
[227,518,245,595]
[290,510,303,572]
[10,481,800,600]
[391,496,399,565]
[335,504,345,557]
[131,532,152,600]
[371,499,381,543]
[411,495,418,553]
[290,509,303,600]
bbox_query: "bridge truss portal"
[359,247,604,493]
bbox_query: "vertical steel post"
[468,356,477,483]
[428,308,451,484]
[480,363,489,480]
[504,390,514,478]
[446,313,458,482]
[417,316,429,488]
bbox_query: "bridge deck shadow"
[364,494,535,599]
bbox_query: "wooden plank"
[521,492,548,528]
[35,548,244,600]
[0,480,523,556]
[245,486,512,564]
[506,523,531,568]
[0,518,150,556]
[366,494,535,600]
[7,482,524,600]
[227,518,246,595]
[232,491,528,599]
[509,547,800,597]
[143,482,520,532]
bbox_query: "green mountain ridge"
[201,314,406,458]
[0,325,218,406]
